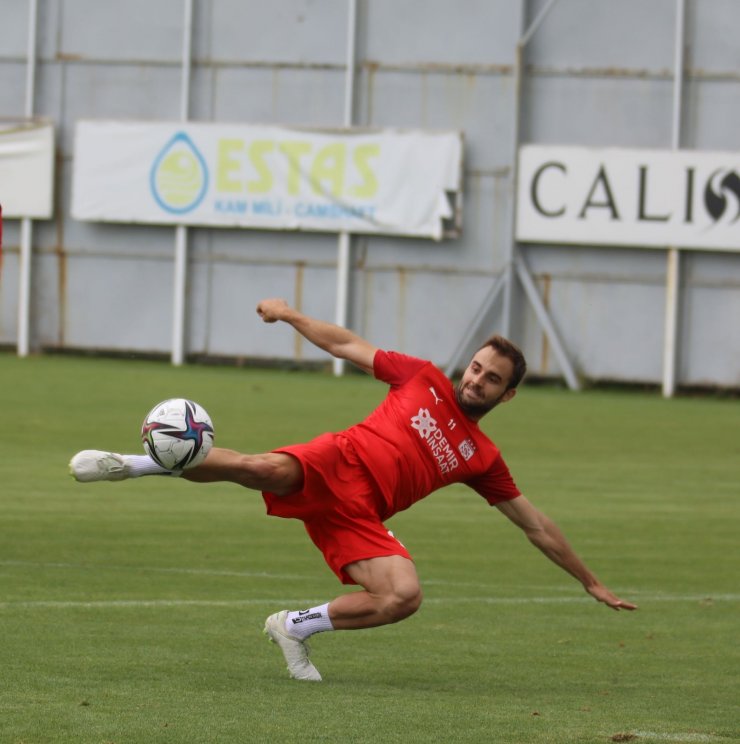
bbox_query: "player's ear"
[501,388,517,404]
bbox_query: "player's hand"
[257,298,291,323]
[586,583,638,611]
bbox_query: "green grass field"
[1,352,738,744]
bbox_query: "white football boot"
[69,450,131,482]
[264,611,322,681]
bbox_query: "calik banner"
[517,145,740,252]
[72,121,463,240]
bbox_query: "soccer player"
[70,297,637,681]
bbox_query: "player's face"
[455,346,517,419]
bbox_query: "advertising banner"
[72,121,463,240]
[517,145,740,252]
[0,120,55,218]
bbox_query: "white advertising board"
[0,121,55,219]
[517,145,740,252]
[72,121,463,240]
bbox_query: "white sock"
[285,603,334,640]
[122,454,175,477]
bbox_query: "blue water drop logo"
[150,132,209,214]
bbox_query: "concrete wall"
[1,0,738,388]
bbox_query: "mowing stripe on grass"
[0,562,735,603]
[0,559,309,580]
[0,594,738,610]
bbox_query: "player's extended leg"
[69,447,302,495]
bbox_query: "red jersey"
[342,350,521,519]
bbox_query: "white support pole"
[172,224,188,365]
[332,0,357,376]
[23,0,37,117]
[333,230,351,367]
[663,249,681,396]
[171,0,194,366]
[662,0,686,398]
[341,0,357,175]
[17,0,38,358]
[17,217,32,357]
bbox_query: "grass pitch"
[0,352,738,744]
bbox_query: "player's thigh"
[185,449,303,492]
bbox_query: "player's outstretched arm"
[496,495,638,611]
[256,298,378,374]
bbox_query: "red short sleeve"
[466,454,522,505]
[373,350,429,387]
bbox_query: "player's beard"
[455,382,507,418]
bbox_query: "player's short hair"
[478,335,527,390]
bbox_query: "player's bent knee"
[384,585,423,622]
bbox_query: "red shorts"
[261,432,412,584]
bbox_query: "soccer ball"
[141,398,215,470]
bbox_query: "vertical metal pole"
[503,0,561,339]
[17,0,38,357]
[663,249,681,396]
[341,0,357,176]
[333,0,357,376]
[662,0,686,398]
[333,231,351,375]
[172,224,188,365]
[502,27,524,339]
[171,0,193,366]
[18,217,32,356]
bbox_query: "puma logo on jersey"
[429,386,443,405]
